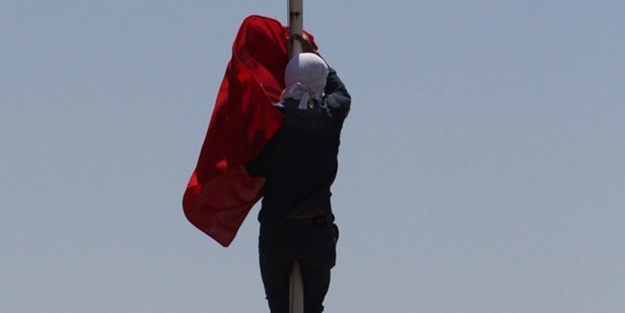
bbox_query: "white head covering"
[279,53,329,109]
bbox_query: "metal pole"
[288,0,304,57]
[288,2,305,312]
[289,260,304,313]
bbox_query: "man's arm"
[244,153,265,177]
[323,66,351,115]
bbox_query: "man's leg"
[259,228,296,313]
[298,223,338,313]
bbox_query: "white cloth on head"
[279,53,329,109]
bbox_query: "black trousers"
[259,221,338,313]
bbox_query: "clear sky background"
[2,1,624,312]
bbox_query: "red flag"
[183,15,317,247]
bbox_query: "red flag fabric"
[183,15,317,247]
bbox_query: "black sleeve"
[244,153,265,177]
[323,67,351,116]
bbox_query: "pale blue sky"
[2,1,624,312]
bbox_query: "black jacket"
[245,67,351,229]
